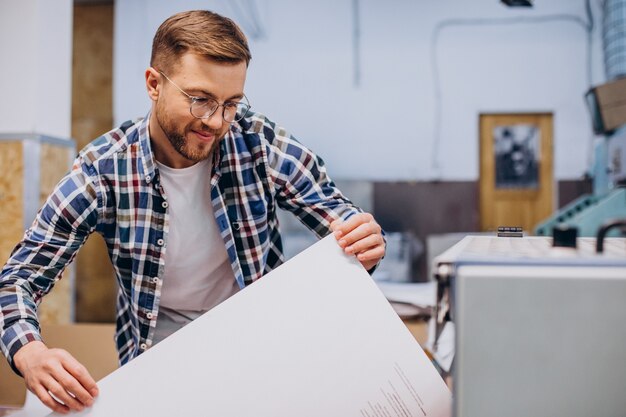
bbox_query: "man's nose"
[201,108,223,130]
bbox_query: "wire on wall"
[430,3,595,179]
[353,0,361,88]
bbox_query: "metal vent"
[604,0,626,80]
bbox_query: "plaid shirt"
[0,111,362,371]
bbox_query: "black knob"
[596,219,626,253]
[552,225,578,248]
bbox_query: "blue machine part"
[535,0,626,237]
[535,187,626,236]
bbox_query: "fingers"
[43,374,85,412]
[62,354,99,399]
[32,384,70,415]
[334,214,382,249]
[55,368,95,408]
[20,345,98,413]
[344,233,383,256]
[54,351,97,408]
[332,213,376,237]
[355,243,386,263]
[332,212,386,270]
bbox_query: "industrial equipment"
[536,0,626,236]
[433,224,626,417]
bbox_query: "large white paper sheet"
[50,235,451,417]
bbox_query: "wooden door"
[479,113,554,233]
[72,2,116,322]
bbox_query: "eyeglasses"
[158,71,250,123]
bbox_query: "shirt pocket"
[227,198,268,238]
[227,200,269,281]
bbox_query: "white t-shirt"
[153,158,239,343]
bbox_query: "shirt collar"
[137,113,157,184]
[138,112,243,185]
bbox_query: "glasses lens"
[225,102,250,123]
[191,98,219,119]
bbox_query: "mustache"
[190,124,219,135]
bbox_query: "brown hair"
[150,10,251,73]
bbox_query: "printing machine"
[535,124,626,238]
[432,221,626,417]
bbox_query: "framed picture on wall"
[493,123,540,189]
[479,113,554,233]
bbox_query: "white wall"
[114,0,604,181]
[0,0,73,138]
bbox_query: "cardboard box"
[586,77,626,134]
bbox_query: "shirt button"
[140,343,147,350]
[162,201,168,208]
[157,238,164,246]
[152,277,159,284]
[145,175,151,182]
[146,312,154,319]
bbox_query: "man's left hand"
[330,213,385,271]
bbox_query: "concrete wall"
[114,0,605,181]
[0,0,73,137]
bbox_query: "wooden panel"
[373,181,480,281]
[0,142,24,265]
[479,113,554,233]
[403,319,428,347]
[72,3,113,150]
[0,360,25,408]
[0,142,77,406]
[39,143,71,204]
[72,3,116,322]
[38,143,74,325]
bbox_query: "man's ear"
[145,67,161,101]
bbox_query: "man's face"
[149,53,247,167]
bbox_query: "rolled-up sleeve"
[0,160,99,373]
[266,130,362,237]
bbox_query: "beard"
[155,102,223,162]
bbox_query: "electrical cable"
[353,0,361,88]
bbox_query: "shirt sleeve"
[263,124,362,237]
[0,159,100,374]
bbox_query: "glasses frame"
[158,70,250,123]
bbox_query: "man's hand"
[331,213,385,271]
[13,341,99,414]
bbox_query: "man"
[0,10,385,414]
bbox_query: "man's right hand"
[13,341,99,414]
